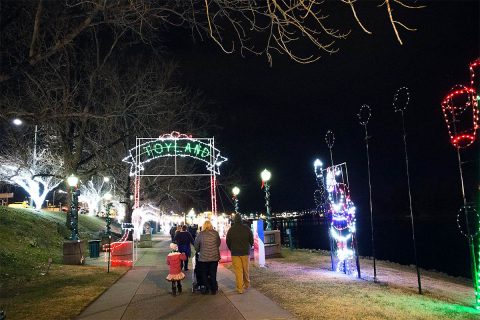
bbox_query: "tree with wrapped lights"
[0,140,64,210]
[0,54,209,223]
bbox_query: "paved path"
[77,234,295,320]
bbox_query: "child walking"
[166,243,187,296]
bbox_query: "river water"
[270,214,472,278]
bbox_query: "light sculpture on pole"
[441,60,479,308]
[232,186,240,215]
[261,169,272,231]
[393,86,422,294]
[358,104,377,282]
[67,174,80,241]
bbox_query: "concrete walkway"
[77,234,295,320]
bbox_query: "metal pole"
[456,149,478,293]
[456,149,468,208]
[363,124,377,281]
[235,197,239,215]
[70,187,79,241]
[353,232,362,278]
[400,111,422,294]
[265,182,272,231]
[325,131,336,271]
[107,235,111,273]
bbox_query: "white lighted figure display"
[325,164,359,275]
[131,205,161,240]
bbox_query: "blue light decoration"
[323,163,360,276]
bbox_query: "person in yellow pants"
[227,214,254,294]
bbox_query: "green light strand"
[476,213,480,309]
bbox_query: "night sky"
[165,1,479,218]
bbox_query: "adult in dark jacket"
[188,224,198,240]
[169,225,177,242]
[174,225,195,270]
[194,220,221,295]
[226,214,253,294]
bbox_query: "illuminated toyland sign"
[124,131,227,215]
[123,132,227,176]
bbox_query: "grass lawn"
[244,249,479,320]
[0,207,127,320]
[0,264,128,320]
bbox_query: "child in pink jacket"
[166,243,187,296]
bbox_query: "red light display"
[441,84,479,148]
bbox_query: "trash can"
[88,240,101,258]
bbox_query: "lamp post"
[67,174,80,241]
[104,192,113,273]
[12,118,38,208]
[232,186,240,216]
[104,192,113,235]
[103,176,116,198]
[261,169,272,230]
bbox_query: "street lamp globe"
[232,186,240,196]
[261,169,271,182]
[67,175,79,187]
[103,176,110,183]
[104,192,113,201]
[12,118,23,126]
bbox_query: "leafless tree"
[0,0,424,222]
[0,0,424,83]
[0,48,210,222]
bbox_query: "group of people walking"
[165,214,253,296]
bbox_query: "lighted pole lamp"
[441,80,479,308]
[393,87,422,294]
[67,174,80,241]
[103,176,116,198]
[261,169,272,230]
[232,186,240,215]
[358,104,377,282]
[104,192,113,273]
[104,192,113,235]
[12,118,38,208]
